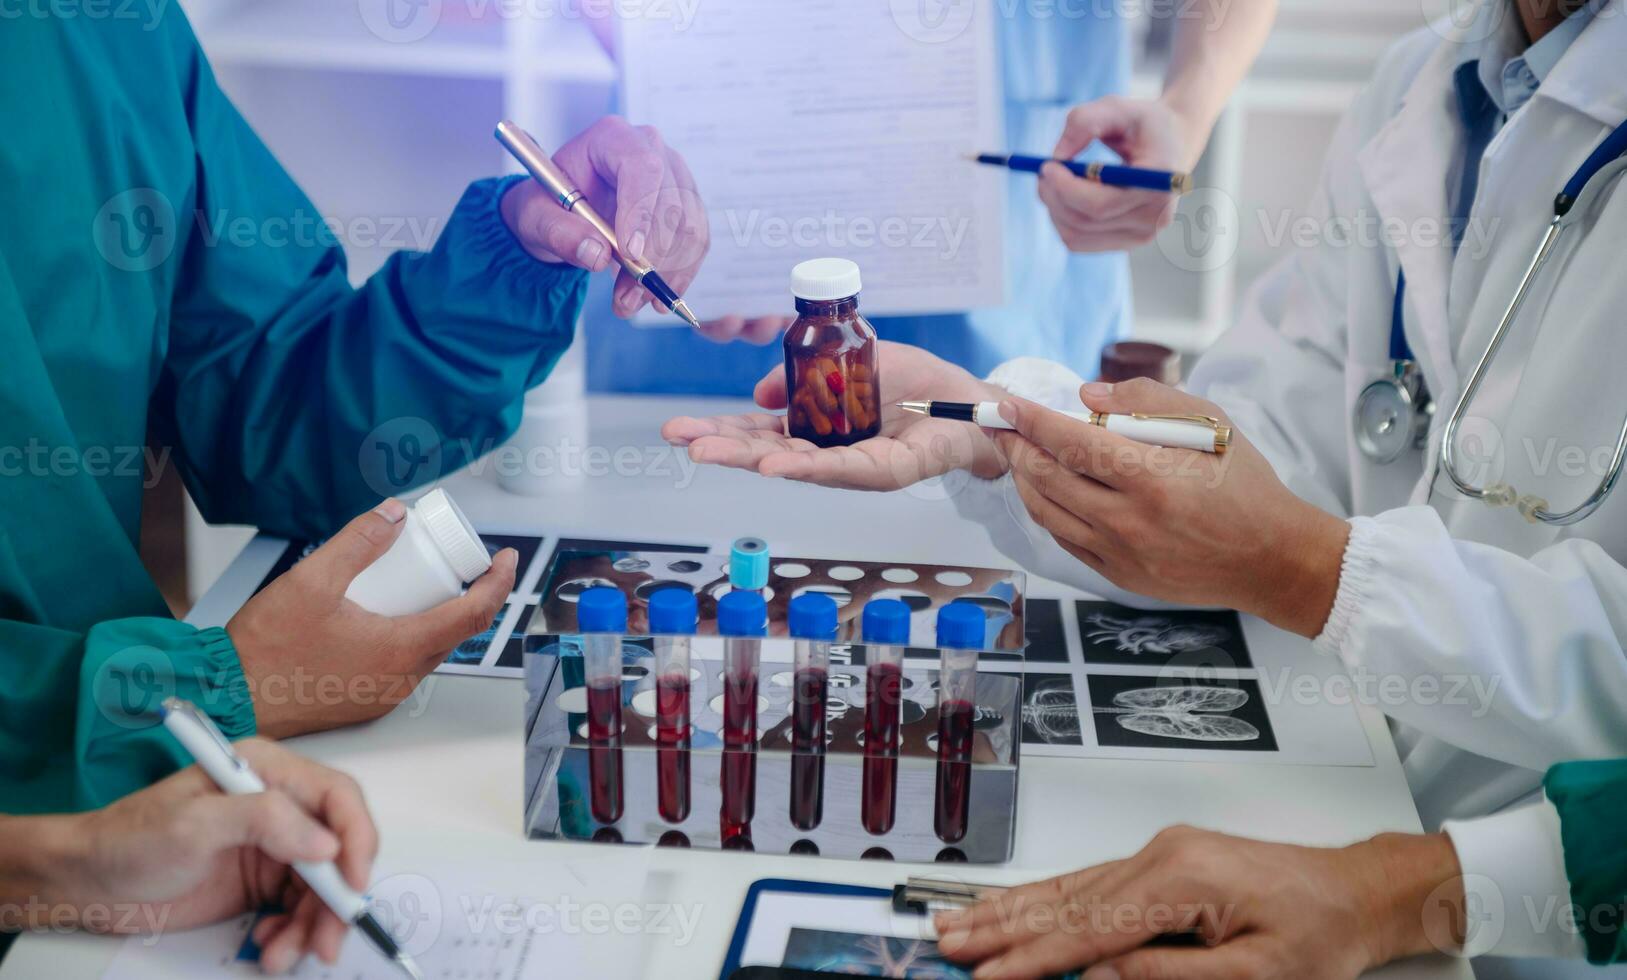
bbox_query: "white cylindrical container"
[496,397,590,496]
[344,489,491,616]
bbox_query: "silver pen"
[159,698,424,980]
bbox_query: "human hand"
[228,499,517,738]
[996,379,1348,636]
[661,341,1008,490]
[934,825,1465,980]
[499,116,709,320]
[40,739,378,974]
[1039,97,1200,252]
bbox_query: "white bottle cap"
[790,258,862,302]
[415,488,492,582]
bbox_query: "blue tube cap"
[717,590,768,637]
[936,601,986,650]
[578,586,628,633]
[648,587,699,634]
[729,537,770,591]
[861,598,911,645]
[788,592,839,641]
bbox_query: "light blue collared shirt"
[1447,1,1599,248]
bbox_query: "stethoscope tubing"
[1432,135,1627,525]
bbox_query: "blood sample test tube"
[576,587,627,825]
[577,587,627,742]
[934,601,984,843]
[788,592,838,831]
[718,590,766,834]
[649,588,697,744]
[718,590,766,746]
[649,588,697,824]
[860,598,909,835]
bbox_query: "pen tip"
[397,953,426,980]
[672,300,702,330]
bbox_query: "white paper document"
[103,856,652,979]
[619,0,1005,320]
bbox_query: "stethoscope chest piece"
[1355,360,1433,463]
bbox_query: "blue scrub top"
[588,11,1131,395]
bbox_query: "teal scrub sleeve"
[1544,759,1627,964]
[156,22,587,540]
[0,617,252,813]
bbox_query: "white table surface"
[4,395,1472,980]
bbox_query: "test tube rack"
[521,637,1022,863]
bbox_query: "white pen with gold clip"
[897,400,1231,454]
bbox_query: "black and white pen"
[159,698,424,980]
[897,400,1230,454]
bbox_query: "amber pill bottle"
[783,258,881,447]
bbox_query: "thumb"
[754,366,789,410]
[198,791,340,867]
[1077,379,1217,419]
[536,207,617,273]
[395,547,518,657]
[1053,97,1137,160]
[503,180,615,272]
[311,501,409,589]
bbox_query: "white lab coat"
[959,4,1627,836]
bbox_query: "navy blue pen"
[968,152,1191,194]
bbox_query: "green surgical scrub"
[0,10,585,811]
[1547,759,1627,964]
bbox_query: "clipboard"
[719,878,914,980]
[719,876,1190,979]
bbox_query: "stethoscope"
[1354,117,1627,525]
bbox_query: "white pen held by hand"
[159,698,425,980]
[897,400,1231,454]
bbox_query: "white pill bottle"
[344,489,492,616]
